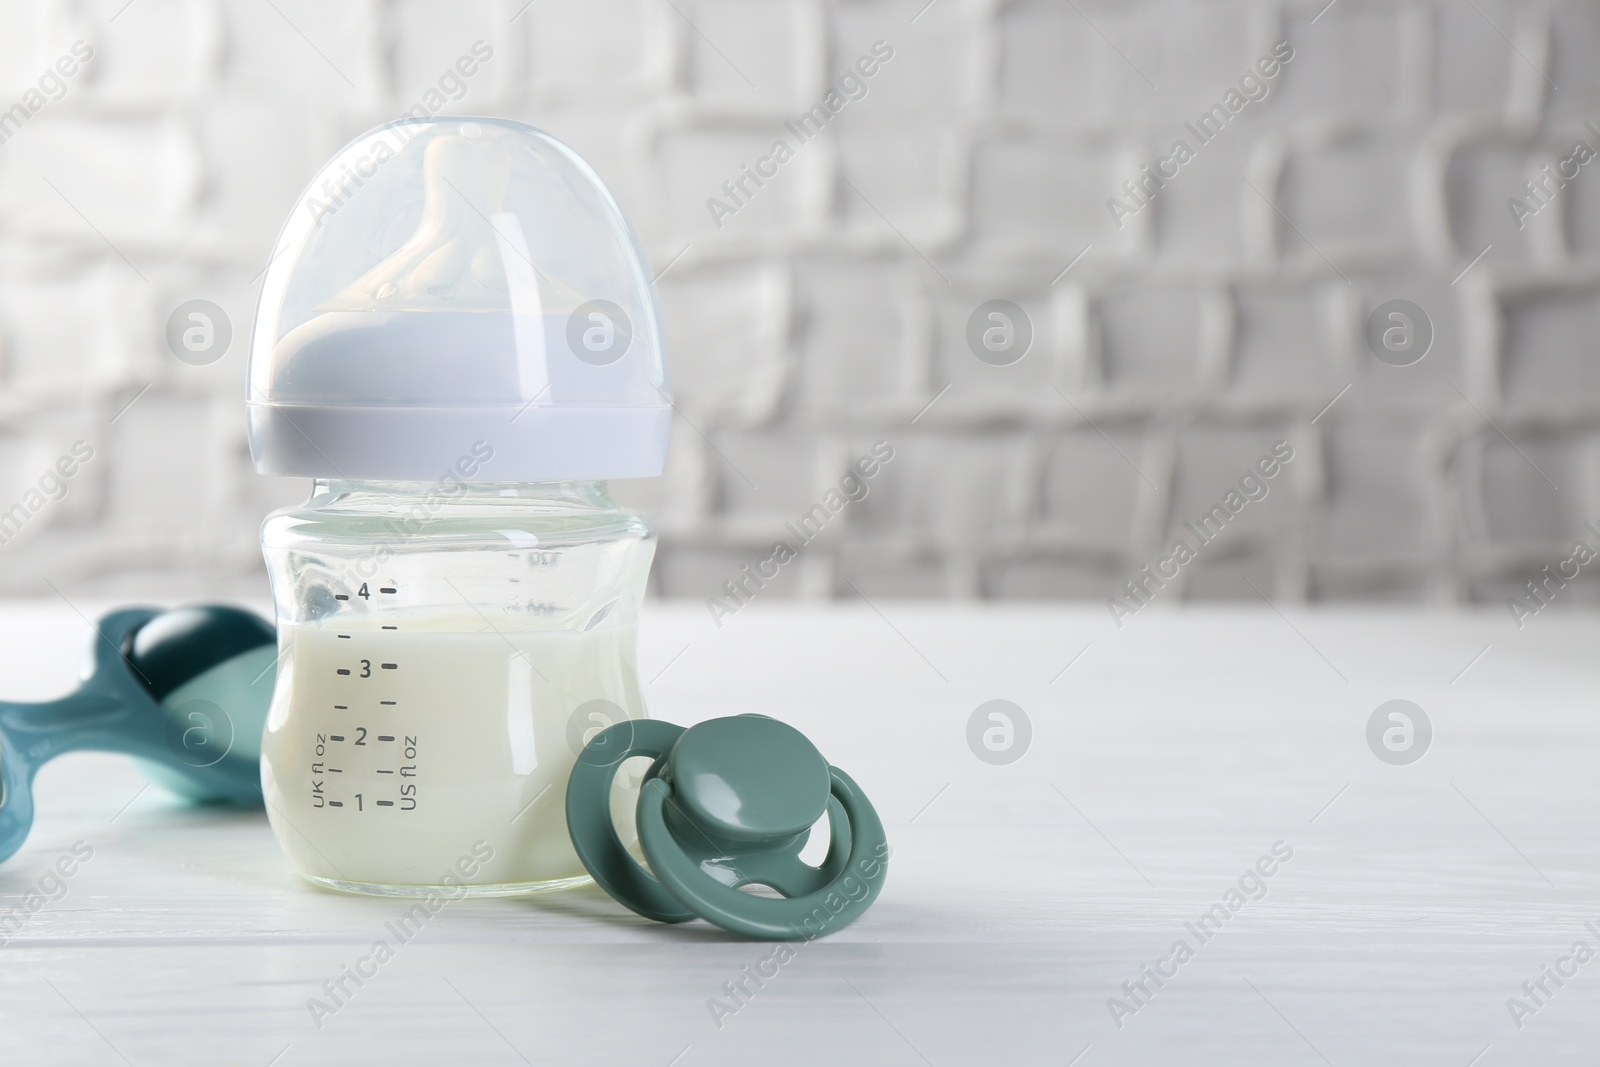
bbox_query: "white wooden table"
[0,601,1594,1065]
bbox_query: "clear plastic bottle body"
[259,478,654,896]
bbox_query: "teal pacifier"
[566,714,888,940]
[0,604,276,865]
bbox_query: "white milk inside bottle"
[262,616,645,894]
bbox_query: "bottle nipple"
[327,124,516,312]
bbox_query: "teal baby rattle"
[0,604,276,865]
[567,714,889,940]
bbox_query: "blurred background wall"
[0,0,1593,607]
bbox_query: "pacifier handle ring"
[636,765,888,941]
[565,718,696,924]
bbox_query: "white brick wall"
[0,0,1593,606]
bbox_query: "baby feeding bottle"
[247,117,671,895]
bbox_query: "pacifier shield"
[565,717,694,923]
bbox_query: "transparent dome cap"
[247,117,671,482]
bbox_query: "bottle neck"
[310,479,614,507]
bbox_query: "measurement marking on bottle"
[378,735,395,742]
[329,800,344,807]
[376,800,394,807]
[381,663,397,670]
[336,669,350,676]
[380,587,397,594]
[382,625,398,630]
[380,700,396,706]
[334,705,347,710]
[338,634,351,640]
[335,594,349,601]
[330,735,345,742]
[377,769,393,774]
[328,767,342,773]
